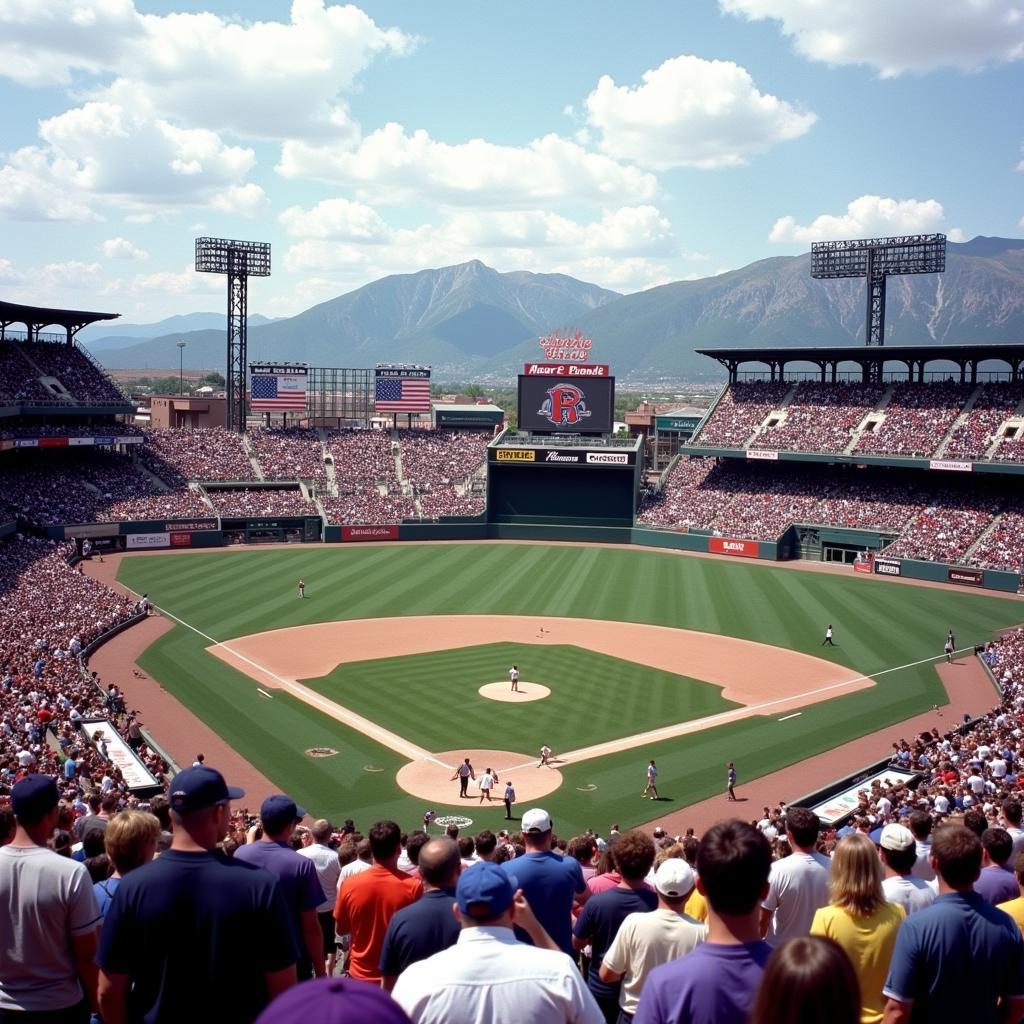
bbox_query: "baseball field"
[115,542,1022,837]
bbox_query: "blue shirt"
[635,941,773,1024]
[573,885,657,1000]
[501,851,586,956]
[97,849,296,1024]
[379,887,460,978]
[884,891,1024,1024]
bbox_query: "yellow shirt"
[997,896,1024,934]
[810,901,905,1024]
[683,886,707,922]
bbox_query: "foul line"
[137,601,445,767]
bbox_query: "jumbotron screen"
[517,375,614,435]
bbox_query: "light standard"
[176,341,186,396]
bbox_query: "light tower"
[810,234,946,380]
[195,236,271,432]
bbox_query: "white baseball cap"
[521,808,552,834]
[879,823,915,852]
[654,858,695,898]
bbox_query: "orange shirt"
[334,863,422,981]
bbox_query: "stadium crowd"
[140,427,254,484]
[0,341,128,406]
[328,430,398,489]
[942,384,1024,461]
[320,491,416,525]
[689,381,790,449]
[205,487,315,519]
[246,428,327,482]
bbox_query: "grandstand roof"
[0,299,119,339]
[697,342,1024,382]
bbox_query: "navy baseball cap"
[12,774,59,819]
[169,766,244,814]
[260,794,307,831]
[456,860,517,919]
[254,977,411,1024]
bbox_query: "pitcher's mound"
[397,748,563,806]
[478,681,550,703]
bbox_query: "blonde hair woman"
[810,832,905,1023]
[96,810,161,923]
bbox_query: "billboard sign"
[523,363,610,377]
[79,719,160,792]
[490,446,634,466]
[929,460,973,472]
[536,328,593,362]
[342,524,400,542]
[517,375,614,435]
[709,537,759,558]
[874,557,902,577]
[126,533,171,549]
[948,567,983,587]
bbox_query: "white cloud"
[132,265,224,295]
[0,0,414,140]
[278,124,658,205]
[769,195,948,243]
[720,0,1024,76]
[947,227,966,243]
[38,260,105,290]
[210,183,269,218]
[0,147,99,221]
[584,55,816,170]
[279,198,392,241]
[0,258,26,284]
[101,237,148,259]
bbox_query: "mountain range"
[86,237,1024,381]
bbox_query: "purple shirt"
[975,865,1021,906]
[634,941,773,1024]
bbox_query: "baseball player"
[822,624,835,646]
[643,759,659,800]
[509,665,520,693]
[297,579,306,599]
[450,757,475,798]
[539,744,552,767]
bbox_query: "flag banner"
[374,368,431,413]
[250,366,307,411]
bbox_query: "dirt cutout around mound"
[478,681,551,703]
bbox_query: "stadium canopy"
[696,342,1024,384]
[0,300,119,343]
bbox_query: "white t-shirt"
[882,874,936,916]
[602,908,708,1015]
[479,772,495,792]
[912,840,935,881]
[336,857,371,893]
[762,850,831,945]
[298,842,342,913]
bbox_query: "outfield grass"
[120,544,1023,835]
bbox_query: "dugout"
[486,431,642,528]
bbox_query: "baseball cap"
[168,766,244,814]
[456,861,517,919]
[879,823,915,852]
[254,977,411,1024]
[653,826,666,839]
[654,858,695,898]
[521,808,552,834]
[260,794,307,831]
[11,774,59,820]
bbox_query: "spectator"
[0,774,101,1021]
[235,795,326,980]
[877,824,935,917]
[882,824,1024,1024]
[380,837,462,990]
[600,858,708,1021]
[633,820,773,1024]
[96,766,297,1024]
[749,935,861,1024]
[333,820,423,984]
[975,827,1021,906]
[908,810,935,882]
[809,833,905,1022]
[297,818,342,976]
[501,807,589,956]
[95,810,161,921]
[391,860,603,1024]
[998,853,1024,936]
[253,976,413,1024]
[760,807,831,946]
[573,829,658,1021]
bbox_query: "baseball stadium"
[4,232,1024,1016]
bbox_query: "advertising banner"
[874,557,902,577]
[517,375,614,434]
[162,519,217,532]
[853,560,873,575]
[126,533,171,549]
[929,460,973,472]
[491,447,633,466]
[250,364,308,412]
[79,719,160,792]
[810,769,916,825]
[746,449,779,461]
[493,448,536,462]
[374,367,431,413]
[523,363,611,377]
[709,537,759,558]
[169,533,193,547]
[342,524,400,542]
[585,451,631,465]
[948,567,984,587]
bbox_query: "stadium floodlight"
[811,234,945,350]
[195,237,271,432]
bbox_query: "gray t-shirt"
[882,874,936,916]
[0,846,101,1011]
[762,850,831,945]
[298,842,342,913]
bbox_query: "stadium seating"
[750,382,884,453]
[205,487,314,518]
[689,381,790,448]
[140,428,254,484]
[246,427,327,481]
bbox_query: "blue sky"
[1,0,1021,322]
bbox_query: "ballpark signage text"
[709,537,759,558]
[517,375,614,435]
[537,328,593,362]
[342,524,400,542]
[491,447,633,466]
[874,557,902,577]
[948,567,984,587]
[523,363,610,377]
[747,449,779,461]
[929,460,973,472]
[495,448,536,462]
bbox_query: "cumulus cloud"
[210,183,269,217]
[720,0,1024,76]
[769,195,948,243]
[0,0,414,140]
[101,237,148,260]
[133,265,224,295]
[0,146,100,221]
[0,258,26,284]
[278,124,658,205]
[584,55,816,170]
[279,198,392,241]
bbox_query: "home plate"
[478,682,551,703]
